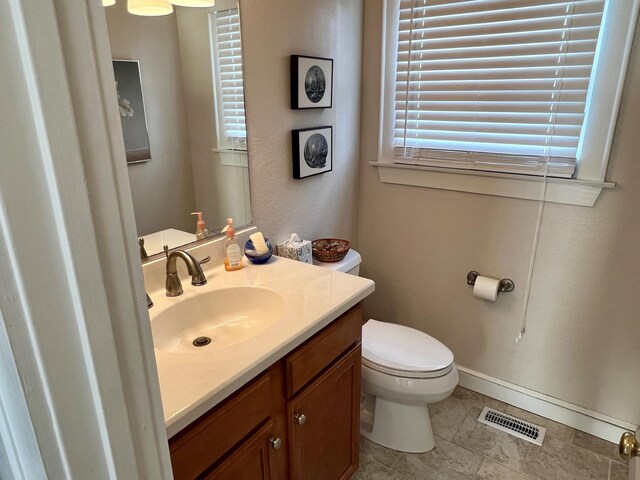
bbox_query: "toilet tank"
[313,249,361,276]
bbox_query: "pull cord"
[516,158,549,343]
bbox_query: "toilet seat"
[362,358,455,379]
[362,319,454,378]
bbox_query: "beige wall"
[358,1,640,425]
[240,0,363,244]
[106,4,195,237]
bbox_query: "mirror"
[105,0,251,259]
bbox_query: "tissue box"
[277,236,313,264]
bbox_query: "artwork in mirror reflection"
[112,60,152,164]
[105,0,250,258]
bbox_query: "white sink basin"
[151,287,286,354]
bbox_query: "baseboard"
[457,365,638,444]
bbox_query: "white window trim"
[211,147,248,168]
[208,0,246,153]
[208,1,248,168]
[373,0,640,206]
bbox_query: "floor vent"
[477,406,546,446]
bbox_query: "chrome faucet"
[164,246,207,297]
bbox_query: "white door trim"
[0,0,170,477]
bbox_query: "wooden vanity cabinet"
[202,420,276,480]
[169,367,287,480]
[287,346,361,480]
[169,303,362,480]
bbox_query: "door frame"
[0,0,170,477]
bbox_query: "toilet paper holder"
[466,271,515,293]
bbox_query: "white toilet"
[314,250,458,453]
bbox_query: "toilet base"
[361,397,435,453]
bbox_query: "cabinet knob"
[269,437,282,450]
[294,413,306,425]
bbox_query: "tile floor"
[354,387,629,480]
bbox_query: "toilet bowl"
[361,319,458,452]
[314,250,459,453]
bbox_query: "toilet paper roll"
[473,275,500,301]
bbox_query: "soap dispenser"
[191,212,209,240]
[221,217,243,271]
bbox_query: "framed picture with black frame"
[292,126,333,179]
[290,55,333,109]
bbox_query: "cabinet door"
[170,372,274,480]
[203,420,281,480]
[288,345,361,480]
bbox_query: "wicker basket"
[312,238,352,263]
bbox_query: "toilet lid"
[362,319,454,373]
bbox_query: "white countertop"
[141,228,197,257]
[147,255,375,438]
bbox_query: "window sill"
[370,161,615,207]
[212,148,248,168]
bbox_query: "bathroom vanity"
[143,245,374,480]
[169,305,363,479]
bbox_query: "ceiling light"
[127,0,174,16]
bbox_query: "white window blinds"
[212,8,246,148]
[394,0,605,178]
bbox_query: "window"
[376,0,639,205]
[210,6,246,151]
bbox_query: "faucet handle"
[139,238,148,260]
[198,256,211,265]
[163,244,170,258]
